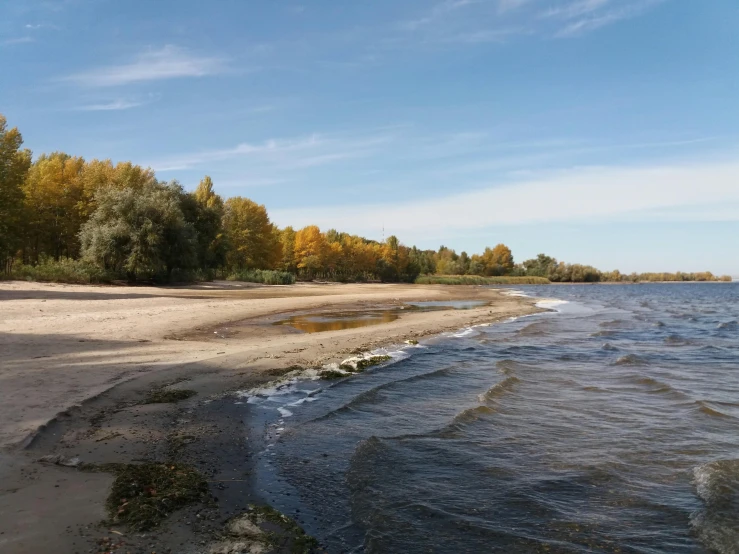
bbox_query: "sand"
[0,280,540,553]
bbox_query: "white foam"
[277,407,293,418]
[502,289,529,297]
[536,298,569,311]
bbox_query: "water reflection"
[275,311,400,333]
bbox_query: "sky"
[1,0,738,275]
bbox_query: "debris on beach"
[38,454,82,467]
[144,388,197,404]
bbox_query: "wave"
[305,365,460,424]
[599,319,628,328]
[613,354,649,366]
[601,343,619,351]
[694,400,739,420]
[479,375,520,402]
[691,459,739,554]
[716,320,738,330]
[664,334,695,346]
[591,330,617,338]
[495,359,526,376]
[517,322,550,336]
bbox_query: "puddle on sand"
[407,300,488,310]
[273,300,489,334]
[274,311,400,333]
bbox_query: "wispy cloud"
[400,0,483,31]
[63,45,227,87]
[149,131,391,172]
[545,0,665,37]
[270,161,739,239]
[72,99,151,111]
[1,36,34,45]
[25,22,59,30]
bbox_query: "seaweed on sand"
[99,463,209,531]
[144,388,197,404]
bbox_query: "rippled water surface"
[243,284,739,553]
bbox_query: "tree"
[79,181,197,281]
[481,243,514,276]
[294,225,327,277]
[184,176,226,270]
[278,226,297,273]
[522,253,557,278]
[223,197,281,270]
[0,115,31,271]
[22,152,86,262]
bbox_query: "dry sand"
[0,280,540,553]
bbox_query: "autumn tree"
[222,197,281,270]
[78,160,156,219]
[0,115,32,271]
[481,243,514,276]
[22,152,86,262]
[294,225,327,278]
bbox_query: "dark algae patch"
[355,355,392,371]
[320,356,394,380]
[95,463,208,531]
[319,369,348,380]
[248,505,320,554]
[144,388,197,404]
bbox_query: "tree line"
[0,115,731,284]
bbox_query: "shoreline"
[0,281,542,553]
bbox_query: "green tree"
[0,115,31,271]
[182,176,226,270]
[79,181,197,281]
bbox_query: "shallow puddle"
[274,311,400,333]
[407,300,488,310]
[273,301,489,334]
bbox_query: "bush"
[415,275,550,285]
[226,269,296,285]
[3,257,117,284]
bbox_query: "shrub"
[226,269,296,285]
[2,257,116,284]
[415,275,550,285]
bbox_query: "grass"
[84,463,209,531]
[415,275,550,285]
[2,257,116,284]
[144,388,197,404]
[227,269,296,285]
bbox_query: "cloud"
[149,132,391,172]
[549,0,665,37]
[269,162,739,239]
[25,22,59,30]
[400,0,482,31]
[2,36,34,45]
[64,45,227,87]
[72,99,147,111]
[540,0,611,19]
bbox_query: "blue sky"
[2,0,738,274]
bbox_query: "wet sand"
[0,280,540,553]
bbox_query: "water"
[273,301,488,334]
[241,284,739,553]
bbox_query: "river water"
[240,283,739,553]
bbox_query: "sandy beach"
[0,280,539,553]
